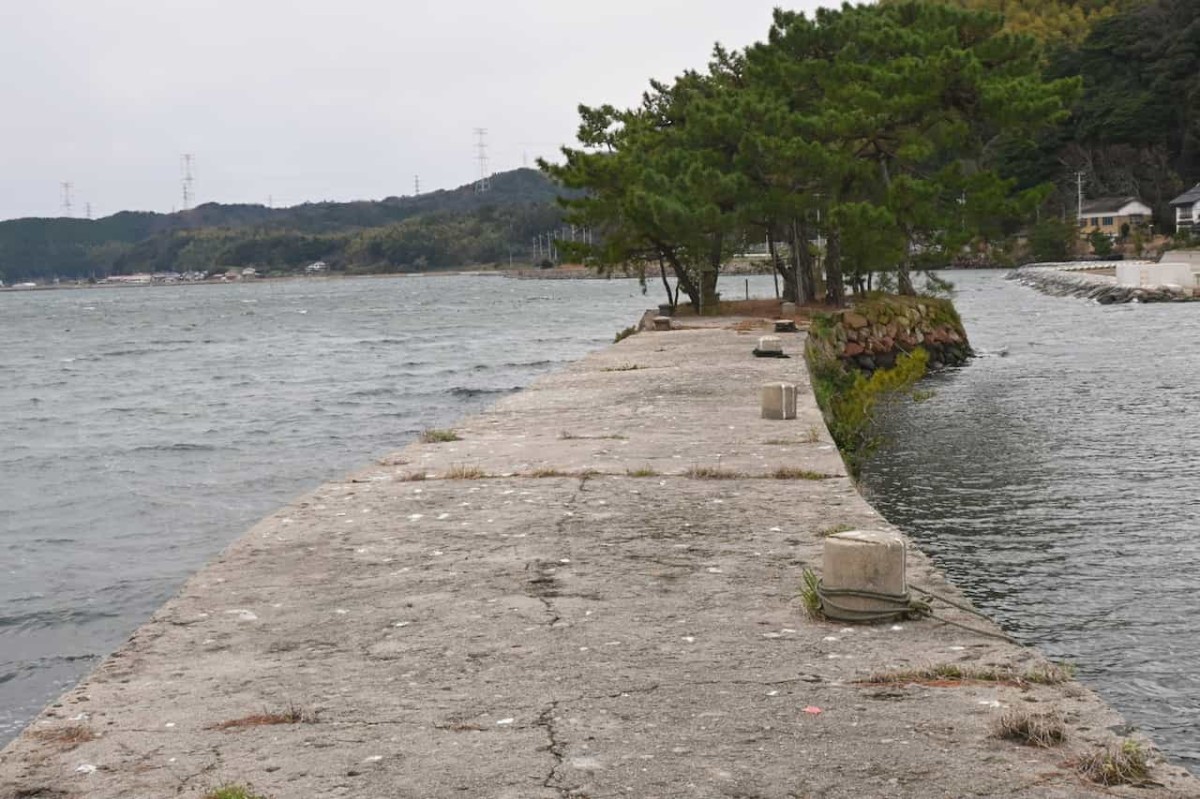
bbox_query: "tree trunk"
[897,261,915,295]
[766,230,780,299]
[658,257,677,308]
[825,226,846,307]
[793,219,817,304]
[769,227,798,303]
[665,253,700,309]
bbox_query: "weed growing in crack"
[993,709,1067,747]
[420,428,460,443]
[1073,739,1150,786]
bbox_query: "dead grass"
[863,662,1075,688]
[420,428,460,444]
[208,704,317,731]
[993,709,1067,748]
[601,363,645,372]
[771,467,830,480]
[626,467,659,477]
[529,467,570,478]
[803,425,822,443]
[443,464,487,480]
[559,431,627,440]
[684,466,746,479]
[30,724,96,749]
[203,786,270,799]
[1073,739,1150,786]
[816,523,855,538]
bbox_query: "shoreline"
[2,315,1195,798]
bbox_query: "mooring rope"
[812,576,1020,644]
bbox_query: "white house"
[1077,196,1152,237]
[1169,183,1200,230]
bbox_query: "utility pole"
[1077,171,1084,222]
[181,154,195,211]
[60,182,73,217]
[473,128,491,194]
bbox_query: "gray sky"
[0,0,824,221]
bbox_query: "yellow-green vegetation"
[444,464,486,479]
[864,661,1074,686]
[529,467,570,478]
[204,786,269,799]
[684,466,746,479]
[800,568,823,618]
[993,709,1067,748]
[614,325,639,343]
[771,467,830,480]
[816,523,855,537]
[420,428,460,444]
[1074,739,1151,786]
[601,363,644,372]
[626,466,659,477]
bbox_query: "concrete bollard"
[652,316,672,331]
[757,335,783,354]
[820,531,908,622]
[774,319,798,333]
[761,382,797,420]
[781,301,797,316]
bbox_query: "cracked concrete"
[2,320,1198,798]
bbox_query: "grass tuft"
[1074,739,1150,786]
[626,467,659,477]
[559,431,627,440]
[803,425,822,443]
[529,467,570,478]
[601,363,645,372]
[203,785,270,799]
[800,568,823,619]
[863,662,1075,687]
[684,466,746,480]
[209,704,317,731]
[771,467,830,480]
[420,428,460,444]
[31,724,96,748]
[444,464,486,480]
[614,325,638,343]
[816,523,855,538]
[993,709,1067,748]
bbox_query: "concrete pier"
[2,320,1197,798]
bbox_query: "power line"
[473,127,491,194]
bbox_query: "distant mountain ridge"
[0,169,568,282]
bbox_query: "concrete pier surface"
[3,320,1197,799]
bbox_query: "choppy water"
[0,274,693,745]
[862,270,1200,773]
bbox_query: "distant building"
[1169,183,1200,230]
[305,260,328,273]
[1078,197,1152,238]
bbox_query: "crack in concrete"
[536,700,569,798]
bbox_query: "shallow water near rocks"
[862,269,1200,774]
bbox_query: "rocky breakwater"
[1009,263,1194,304]
[810,295,972,374]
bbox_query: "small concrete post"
[821,531,908,621]
[774,319,798,333]
[780,301,797,316]
[652,316,672,331]
[761,382,797,420]
[757,336,783,354]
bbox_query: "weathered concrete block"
[761,382,797,420]
[652,316,672,331]
[774,319,798,333]
[780,301,797,316]
[822,530,907,621]
[757,335,783,354]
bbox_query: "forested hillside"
[0,169,566,283]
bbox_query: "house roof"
[1079,196,1147,215]
[1170,183,1200,206]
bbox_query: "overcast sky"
[0,0,827,221]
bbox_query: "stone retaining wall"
[809,295,972,373]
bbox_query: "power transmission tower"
[60,182,73,217]
[473,128,491,194]
[85,202,92,220]
[181,154,195,211]
[414,174,421,196]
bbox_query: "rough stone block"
[761,382,797,420]
[652,316,672,331]
[774,319,798,333]
[822,530,907,620]
[780,301,797,316]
